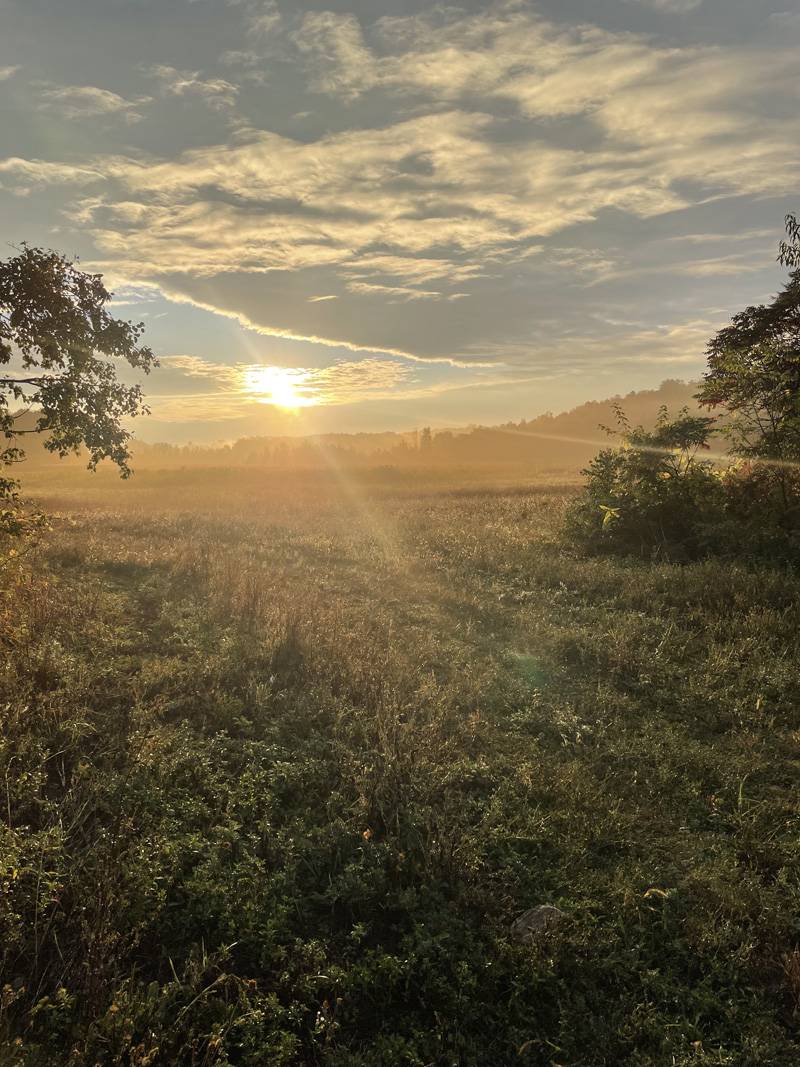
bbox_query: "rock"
[510,904,564,944]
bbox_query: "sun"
[240,366,316,409]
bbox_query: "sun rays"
[239,365,317,409]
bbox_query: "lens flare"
[240,366,316,409]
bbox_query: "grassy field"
[2,466,800,1065]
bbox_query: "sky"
[1,0,798,443]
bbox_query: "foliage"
[0,246,157,536]
[695,216,800,527]
[778,212,800,269]
[565,406,724,558]
[569,215,800,558]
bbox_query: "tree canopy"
[694,215,800,523]
[1,246,157,483]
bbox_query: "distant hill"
[16,378,702,473]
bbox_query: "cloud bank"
[0,0,796,418]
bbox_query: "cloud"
[249,8,281,39]
[0,157,102,187]
[143,65,239,110]
[547,247,618,278]
[346,281,467,302]
[625,0,704,11]
[75,109,568,283]
[107,281,163,307]
[343,256,485,288]
[292,12,377,100]
[219,49,262,68]
[121,306,727,427]
[664,230,775,245]
[293,5,677,119]
[680,255,765,277]
[466,317,719,373]
[67,53,792,282]
[152,353,417,418]
[303,358,414,404]
[4,1,796,370]
[143,278,426,362]
[237,0,282,41]
[161,353,237,381]
[37,84,151,122]
[0,66,20,80]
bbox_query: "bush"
[566,406,726,558]
[715,460,800,558]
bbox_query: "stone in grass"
[511,905,564,944]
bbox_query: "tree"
[779,212,800,268]
[0,246,157,533]
[567,216,800,559]
[696,215,800,521]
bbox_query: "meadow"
[2,465,800,1065]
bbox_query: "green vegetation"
[570,220,800,560]
[0,246,156,535]
[565,406,724,559]
[2,469,800,1065]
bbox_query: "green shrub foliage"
[566,406,723,558]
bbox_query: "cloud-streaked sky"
[1,0,797,441]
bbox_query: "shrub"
[566,406,725,558]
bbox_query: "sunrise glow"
[240,366,317,409]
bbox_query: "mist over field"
[23,379,699,476]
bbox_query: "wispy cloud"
[681,255,766,278]
[37,84,151,122]
[107,281,163,307]
[0,157,102,188]
[155,353,417,416]
[664,230,775,245]
[625,0,704,11]
[161,354,236,380]
[292,12,376,100]
[239,0,282,41]
[346,281,467,302]
[142,65,239,111]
